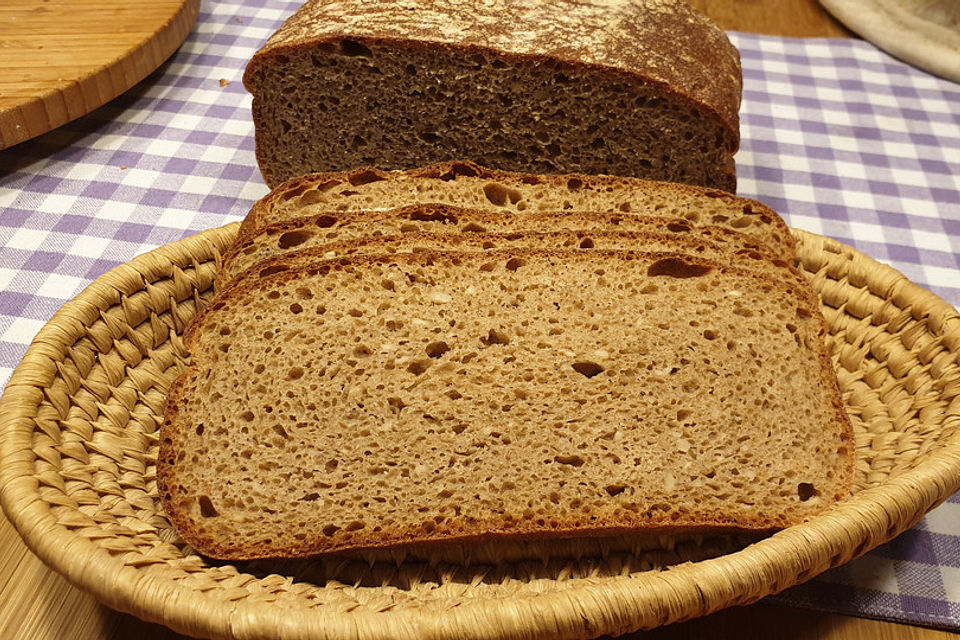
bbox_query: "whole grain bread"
[218,204,788,291]
[243,0,741,190]
[237,162,794,259]
[216,230,806,303]
[159,249,853,560]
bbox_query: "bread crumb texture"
[159,249,851,560]
[222,203,791,291]
[243,0,741,188]
[236,164,793,260]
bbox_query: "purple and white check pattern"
[0,1,958,631]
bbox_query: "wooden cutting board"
[0,0,200,150]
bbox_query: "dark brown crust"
[235,161,795,258]
[162,248,854,559]
[242,0,742,154]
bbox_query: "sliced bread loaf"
[218,204,787,291]
[159,249,853,560]
[243,0,741,190]
[216,230,806,303]
[237,162,794,260]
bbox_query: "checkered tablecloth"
[0,0,958,632]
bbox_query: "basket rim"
[1,226,958,639]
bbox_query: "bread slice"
[217,230,807,304]
[159,249,853,560]
[237,162,794,260]
[219,204,789,291]
[243,0,741,190]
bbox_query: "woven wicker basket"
[1,225,959,640]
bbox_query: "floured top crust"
[245,0,742,140]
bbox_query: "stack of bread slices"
[158,161,854,561]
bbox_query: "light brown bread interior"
[237,162,794,259]
[217,230,805,302]
[243,0,741,189]
[160,249,853,560]
[218,204,788,291]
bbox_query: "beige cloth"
[820,0,960,83]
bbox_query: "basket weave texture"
[1,225,959,640]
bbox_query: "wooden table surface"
[0,0,200,150]
[0,1,955,639]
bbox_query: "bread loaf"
[159,249,853,560]
[243,0,742,190]
[237,162,793,259]
[218,204,787,291]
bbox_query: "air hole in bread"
[346,520,366,531]
[605,484,626,496]
[666,221,692,233]
[572,361,604,378]
[647,258,713,279]
[554,454,585,467]
[481,328,510,346]
[483,183,509,206]
[505,257,526,271]
[462,222,487,232]
[579,238,595,249]
[346,170,384,187]
[339,38,372,57]
[425,341,450,358]
[796,307,812,319]
[288,367,304,380]
[298,190,325,206]
[703,329,718,340]
[195,423,204,436]
[407,359,431,375]
[797,482,817,501]
[386,397,406,414]
[348,308,363,317]
[419,131,441,143]
[354,345,372,357]
[198,495,219,518]
[276,231,313,250]
[273,424,289,439]
[289,303,303,314]
[260,266,289,280]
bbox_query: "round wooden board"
[0,0,200,150]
